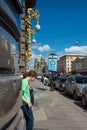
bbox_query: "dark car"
[55,76,67,91]
[49,75,58,86]
[48,75,59,91]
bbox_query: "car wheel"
[73,91,78,100]
[82,96,87,107]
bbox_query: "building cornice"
[9,0,23,13]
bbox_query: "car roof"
[68,75,87,78]
[59,76,67,79]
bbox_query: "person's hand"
[28,102,32,108]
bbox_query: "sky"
[29,0,87,69]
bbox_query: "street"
[1,1,87,130]
[32,80,87,130]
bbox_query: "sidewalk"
[32,80,87,130]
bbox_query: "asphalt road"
[31,79,87,130]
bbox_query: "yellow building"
[58,54,87,74]
[72,57,87,74]
[83,58,87,71]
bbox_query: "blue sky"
[29,0,87,68]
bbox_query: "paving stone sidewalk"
[32,80,87,130]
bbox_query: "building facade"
[72,57,87,74]
[19,0,37,73]
[0,0,23,73]
[0,0,36,129]
[58,54,87,74]
[0,0,23,128]
[19,1,26,72]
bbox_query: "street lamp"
[25,8,40,63]
[75,40,79,46]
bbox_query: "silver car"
[64,75,87,100]
[82,86,87,107]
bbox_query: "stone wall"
[0,75,22,129]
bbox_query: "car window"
[75,77,87,83]
[53,76,58,81]
[68,77,74,83]
[70,77,74,82]
[67,77,70,82]
[60,78,66,82]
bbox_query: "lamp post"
[75,40,79,46]
[25,8,40,66]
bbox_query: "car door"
[55,78,60,89]
[65,77,71,92]
[69,77,75,95]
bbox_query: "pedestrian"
[43,76,49,89]
[21,70,36,130]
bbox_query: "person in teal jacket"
[21,70,36,130]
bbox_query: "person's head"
[23,70,36,82]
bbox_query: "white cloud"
[57,46,87,58]
[32,45,38,49]
[65,46,87,55]
[38,44,51,52]
[32,43,42,50]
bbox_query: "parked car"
[36,73,43,80]
[49,75,58,86]
[82,86,87,107]
[55,76,67,91]
[64,75,87,100]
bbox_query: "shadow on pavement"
[33,128,48,130]
[37,87,47,91]
[74,101,87,112]
[57,91,87,112]
[59,91,74,100]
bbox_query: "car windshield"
[75,76,87,84]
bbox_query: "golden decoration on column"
[25,8,40,63]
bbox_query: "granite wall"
[0,75,22,129]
